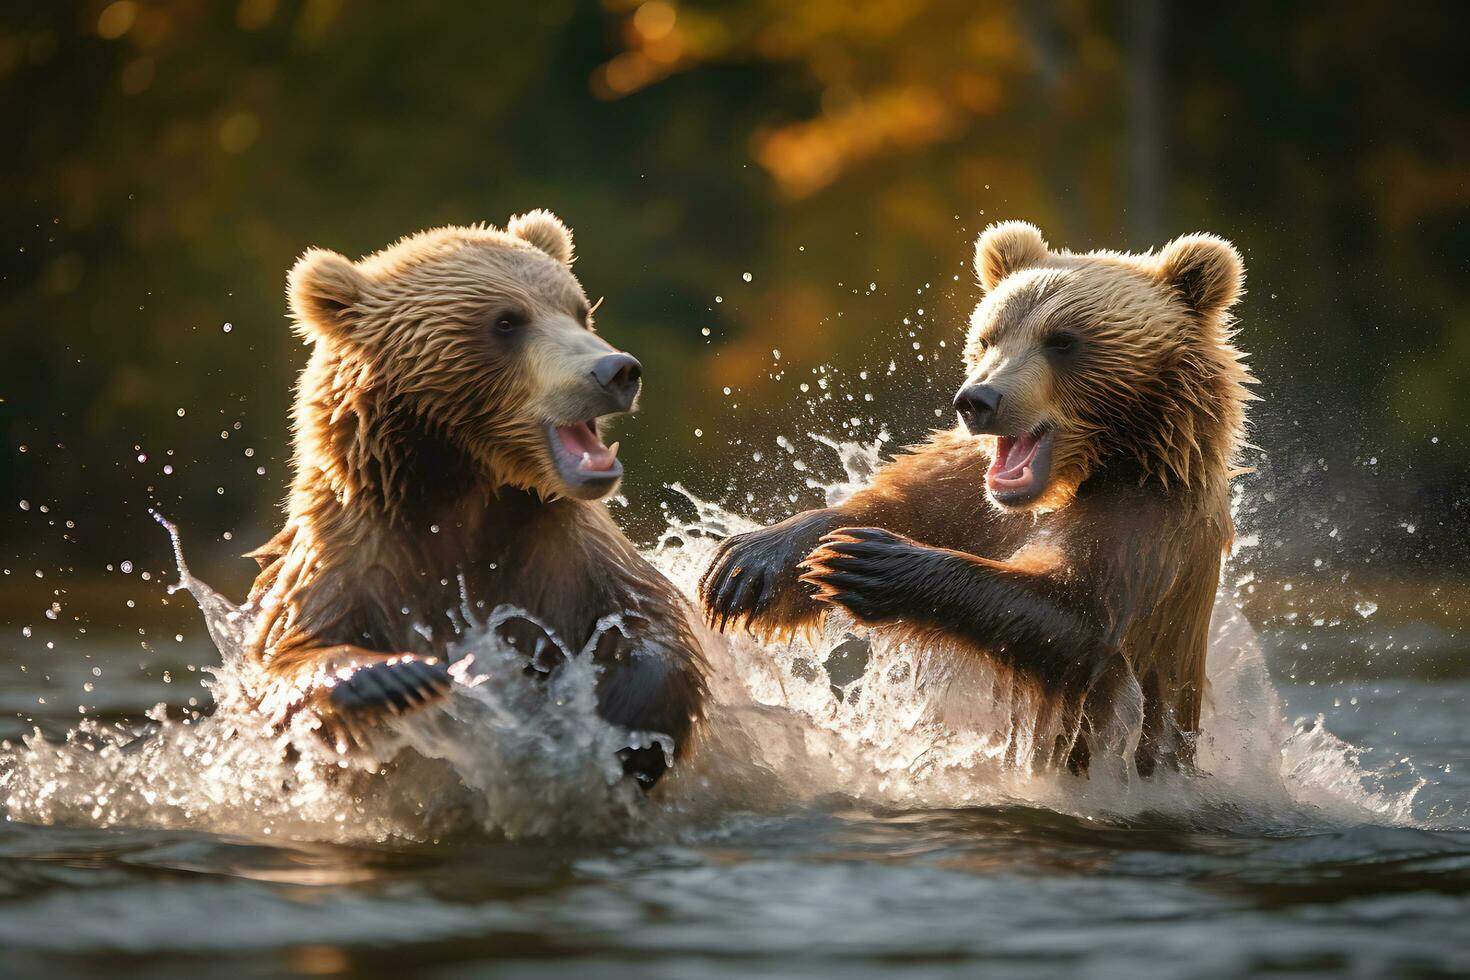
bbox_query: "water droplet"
[223,322,233,333]
[176,408,186,417]
[742,272,753,282]
[120,561,134,574]
[1355,600,1378,618]
[18,500,30,511]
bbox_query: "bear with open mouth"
[702,221,1252,775]
[242,211,706,789]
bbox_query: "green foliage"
[1,1,1466,582]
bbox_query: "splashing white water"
[0,518,653,840]
[649,435,1421,830]
[0,434,1423,841]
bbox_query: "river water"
[1,448,1467,978]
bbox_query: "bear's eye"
[1044,332,1078,355]
[493,311,528,336]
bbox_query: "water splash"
[649,484,1419,831]
[0,437,1428,842]
[1,522,652,840]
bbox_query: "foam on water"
[0,435,1425,842]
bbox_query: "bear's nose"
[593,352,642,411]
[953,384,1003,434]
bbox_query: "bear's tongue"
[556,421,620,473]
[988,430,1042,491]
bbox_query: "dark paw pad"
[328,659,451,715]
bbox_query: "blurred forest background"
[2,0,1468,630]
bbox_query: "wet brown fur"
[244,213,706,774]
[702,222,1251,774]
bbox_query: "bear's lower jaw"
[545,420,624,500]
[986,425,1054,508]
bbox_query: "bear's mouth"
[546,418,623,498]
[987,425,1054,505]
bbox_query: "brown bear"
[242,211,705,789]
[702,221,1251,775]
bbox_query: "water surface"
[2,469,1466,978]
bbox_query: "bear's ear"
[1156,233,1244,317]
[288,248,364,342]
[974,220,1050,291]
[507,209,574,265]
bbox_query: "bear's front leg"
[799,527,1126,706]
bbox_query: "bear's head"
[288,211,641,505]
[955,221,1252,513]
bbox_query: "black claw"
[393,661,428,696]
[820,555,871,573]
[716,568,740,607]
[329,680,370,710]
[728,572,760,618]
[402,659,451,696]
[699,544,729,599]
[715,572,747,630]
[823,541,896,562]
[814,570,873,591]
[361,669,410,713]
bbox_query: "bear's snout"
[954,383,1003,434]
[592,352,642,413]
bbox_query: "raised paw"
[797,527,937,625]
[699,511,839,634]
[327,658,452,717]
